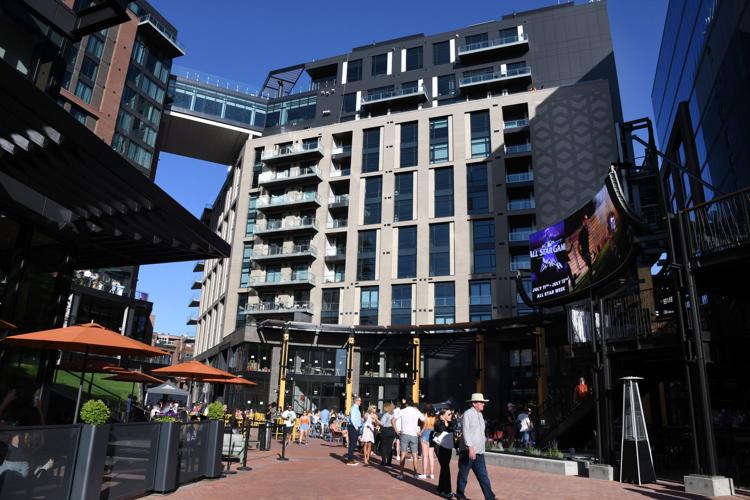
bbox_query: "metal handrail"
[252,245,317,258]
[459,66,531,86]
[459,33,528,54]
[682,188,750,258]
[362,84,427,103]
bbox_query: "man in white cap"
[455,393,496,500]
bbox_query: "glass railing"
[504,118,529,129]
[249,273,315,286]
[255,217,319,233]
[362,84,426,104]
[256,191,320,207]
[324,273,344,283]
[331,145,352,156]
[510,260,531,271]
[246,301,312,313]
[459,66,531,86]
[459,33,528,54]
[261,142,324,161]
[505,143,532,154]
[509,229,535,241]
[329,194,349,207]
[139,14,185,52]
[72,269,150,300]
[391,299,412,309]
[252,245,316,258]
[506,171,534,183]
[326,219,348,229]
[508,199,536,210]
[258,165,320,184]
[330,168,351,177]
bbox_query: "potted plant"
[71,400,111,500]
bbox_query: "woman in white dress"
[361,405,380,465]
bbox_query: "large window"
[80,56,98,81]
[433,41,451,65]
[357,230,377,280]
[240,243,252,287]
[434,282,455,324]
[363,176,382,224]
[470,281,492,321]
[434,167,454,217]
[430,223,451,276]
[391,285,412,325]
[362,128,380,173]
[347,59,363,82]
[397,226,417,278]
[400,121,418,167]
[405,46,423,71]
[372,53,388,77]
[343,92,357,114]
[360,286,379,325]
[430,117,449,163]
[74,81,93,103]
[322,289,340,324]
[467,164,489,214]
[394,172,413,222]
[437,74,455,97]
[470,110,491,158]
[472,219,496,274]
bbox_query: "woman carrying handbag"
[432,408,456,498]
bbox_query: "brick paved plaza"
[147,441,741,500]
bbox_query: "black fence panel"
[0,425,81,499]
[176,422,210,485]
[100,422,161,500]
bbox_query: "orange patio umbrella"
[201,376,257,386]
[0,319,17,330]
[0,323,168,422]
[152,360,235,405]
[104,370,165,384]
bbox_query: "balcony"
[186,314,198,326]
[258,165,321,187]
[361,85,429,110]
[193,260,205,273]
[331,145,352,159]
[190,278,202,290]
[261,142,324,164]
[188,295,200,308]
[324,272,345,283]
[458,33,529,58]
[256,191,320,211]
[509,229,535,242]
[251,245,317,261]
[138,14,185,57]
[505,143,532,155]
[245,301,313,315]
[683,187,750,264]
[506,171,534,183]
[324,248,347,262]
[248,273,316,288]
[504,118,529,130]
[508,198,536,211]
[328,194,349,209]
[330,167,351,179]
[326,219,348,231]
[459,66,532,90]
[254,217,319,235]
[510,259,531,271]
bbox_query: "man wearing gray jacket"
[455,393,496,500]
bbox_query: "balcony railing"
[504,118,529,129]
[508,199,536,210]
[326,218,348,229]
[458,33,529,55]
[683,188,750,260]
[331,145,352,157]
[324,272,345,283]
[261,142,324,162]
[252,245,317,260]
[510,260,531,271]
[459,66,532,87]
[506,171,534,183]
[330,168,351,178]
[245,301,313,314]
[256,191,320,208]
[248,273,316,287]
[361,84,428,106]
[138,14,186,55]
[254,217,319,234]
[328,194,349,208]
[509,229,535,242]
[505,143,532,155]
[258,165,320,185]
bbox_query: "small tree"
[80,399,110,425]
[206,401,224,421]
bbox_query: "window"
[240,243,252,287]
[434,167,454,217]
[86,36,103,58]
[429,117,449,163]
[397,226,417,278]
[510,348,534,378]
[70,106,87,124]
[430,223,451,276]
[470,110,491,158]
[362,128,380,172]
[74,80,93,103]
[472,219,496,274]
[400,121,418,168]
[470,281,492,321]
[394,172,414,222]
[391,285,412,325]
[343,92,357,114]
[499,27,519,41]
[266,266,281,283]
[467,164,489,214]
[360,286,379,325]
[322,289,341,324]
[363,176,382,225]
[434,282,455,324]
[372,53,388,76]
[437,74,455,97]
[347,59,363,82]
[405,46,423,71]
[116,110,134,132]
[465,33,489,47]
[433,41,451,65]
[80,56,98,81]
[402,81,419,93]
[517,278,533,315]
[357,230,377,280]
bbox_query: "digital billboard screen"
[529,184,630,303]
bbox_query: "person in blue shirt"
[346,396,362,465]
[321,407,330,440]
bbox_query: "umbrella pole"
[73,346,89,424]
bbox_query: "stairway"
[538,397,595,448]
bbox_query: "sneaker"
[417,473,427,479]
[346,461,359,466]
[429,474,435,479]
[396,474,404,480]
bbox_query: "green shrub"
[80,399,110,425]
[154,415,178,423]
[206,401,224,421]
[526,447,543,456]
[546,445,564,459]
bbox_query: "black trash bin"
[259,421,273,450]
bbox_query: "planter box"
[70,424,109,500]
[153,422,180,493]
[684,475,735,497]
[485,451,579,476]
[203,420,224,478]
[589,464,614,481]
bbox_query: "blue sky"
[140,0,668,336]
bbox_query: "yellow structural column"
[475,333,485,394]
[344,335,355,414]
[411,337,420,404]
[277,329,290,410]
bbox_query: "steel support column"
[411,337,420,404]
[277,329,290,410]
[345,335,355,413]
[475,334,485,394]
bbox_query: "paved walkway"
[147,440,741,500]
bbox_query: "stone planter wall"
[485,451,579,476]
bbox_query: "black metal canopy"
[0,61,230,268]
